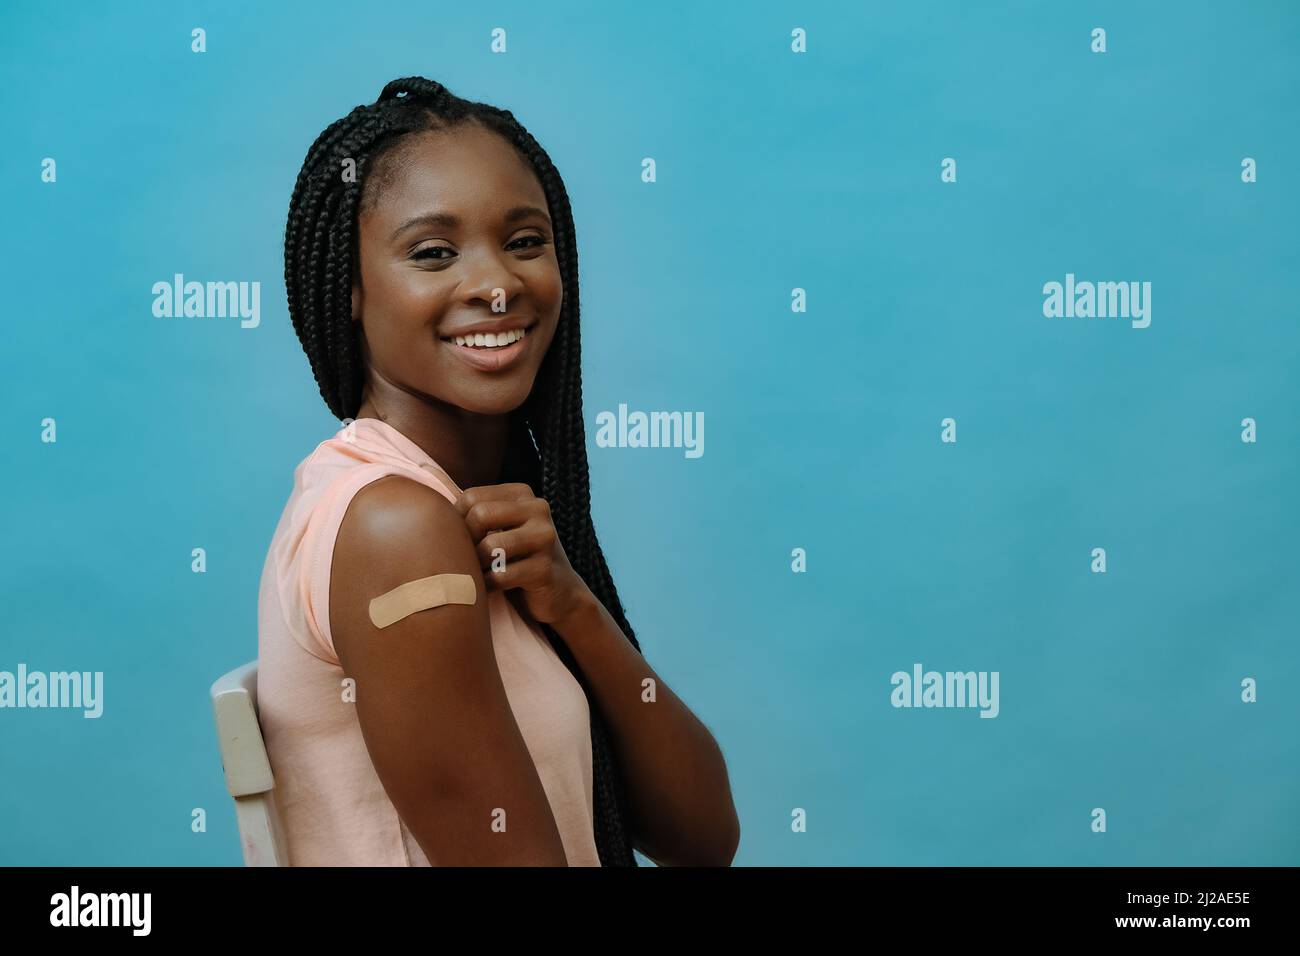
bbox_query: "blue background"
[1,0,1296,865]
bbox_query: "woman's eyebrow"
[389,204,551,242]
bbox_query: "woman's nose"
[458,251,526,309]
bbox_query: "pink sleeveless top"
[255,417,600,866]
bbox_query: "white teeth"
[450,326,528,348]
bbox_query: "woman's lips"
[440,325,533,371]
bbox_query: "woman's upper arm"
[327,474,568,866]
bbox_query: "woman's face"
[353,123,563,416]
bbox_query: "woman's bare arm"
[549,590,741,866]
[328,475,568,865]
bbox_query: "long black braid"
[284,76,642,866]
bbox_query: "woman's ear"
[351,284,361,323]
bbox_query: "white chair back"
[209,661,288,866]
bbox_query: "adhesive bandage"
[368,573,477,629]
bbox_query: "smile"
[439,322,535,371]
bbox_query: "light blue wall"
[1,0,1296,865]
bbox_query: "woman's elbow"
[664,808,740,867]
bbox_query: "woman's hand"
[453,483,592,627]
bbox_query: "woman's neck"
[354,389,510,491]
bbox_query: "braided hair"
[284,76,642,866]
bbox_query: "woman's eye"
[412,236,546,261]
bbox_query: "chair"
[209,661,289,866]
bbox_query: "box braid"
[284,76,643,866]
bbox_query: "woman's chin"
[441,379,537,417]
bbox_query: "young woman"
[255,76,739,866]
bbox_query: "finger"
[476,521,552,571]
[486,552,546,592]
[462,498,535,542]
[453,483,536,517]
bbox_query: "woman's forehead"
[365,126,544,224]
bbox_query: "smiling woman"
[346,121,565,418]
[256,76,741,867]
